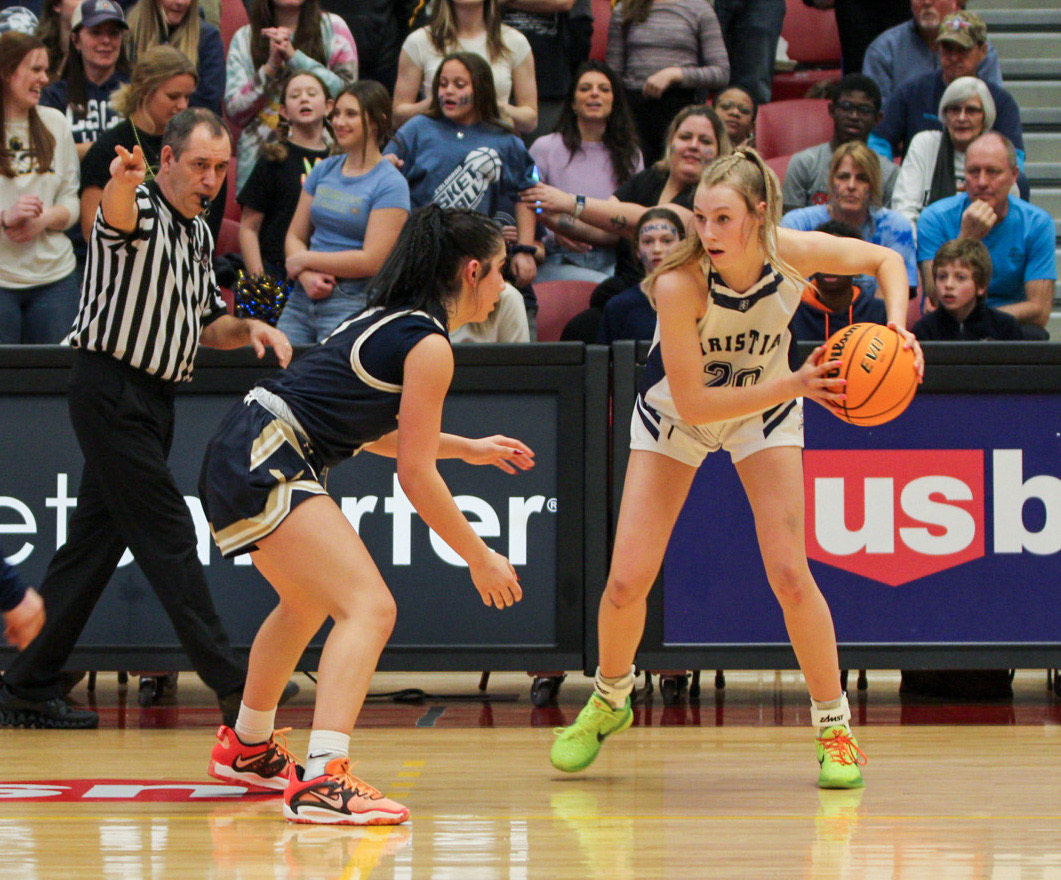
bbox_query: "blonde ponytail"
[647,146,804,304]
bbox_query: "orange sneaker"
[283,758,409,826]
[208,725,300,792]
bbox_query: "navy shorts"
[199,399,328,558]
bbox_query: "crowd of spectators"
[0,0,1054,348]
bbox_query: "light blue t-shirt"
[384,115,537,219]
[916,193,1057,308]
[779,204,918,297]
[305,155,411,255]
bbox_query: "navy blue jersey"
[260,305,448,467]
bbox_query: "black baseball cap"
[71,0,129,32]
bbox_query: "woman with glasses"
[713,84,755,148]
[891,76,1021,236]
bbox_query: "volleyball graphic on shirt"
[433,147,503,210]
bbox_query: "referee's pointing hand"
[111,145,147,187]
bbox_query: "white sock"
[811,694,851,735]
[305,729,350,779]
[594,665,636,710]
[234,703,275,746]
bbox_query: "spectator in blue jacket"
[862,0,1002,105]
[869,11,1022,166]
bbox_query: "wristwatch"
[572,194,586,219]
[511,244,537,255]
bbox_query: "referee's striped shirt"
[68,180,226,383]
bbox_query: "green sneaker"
[550,694,633,773]
[816,725,867,789]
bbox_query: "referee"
[0,108,295,729]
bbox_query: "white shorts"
[630,394,804,466]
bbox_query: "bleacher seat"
[534,280,597,342]
[220,1,249,52]
[217,217,240,257]
[216,219,241,315]
[225,163,241,222]
[771,0,842,102]
[765,153,792,184]
[589,0,610,63]
[754,99,832,160]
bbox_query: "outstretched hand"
[248,320,293,368]
[462,435,535,474]
[470,550,523,609]
[520,183,573,216]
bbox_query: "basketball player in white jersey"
[550,147,923,789]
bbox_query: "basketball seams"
[843,375,917,425]
[844,325,901,416]
[824,323,917,426]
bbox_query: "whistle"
[200,195,210,210]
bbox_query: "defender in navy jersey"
[202,206,534,826]
[551,148,924,790]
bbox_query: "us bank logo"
[804,449,1060,586]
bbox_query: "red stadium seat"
[772,0,842,101]
[765,153,792,184]
[589,0,610,62]
[225,162,241,222]
[534,280,597,342]
[217,217,240,258]
[754,99,832,160]
[219,1,250,154]
[220,1,249,52]
[217,219,241,315]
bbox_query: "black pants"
[834,0,909,75]
[3,351,245,701]
[625,86,699,169]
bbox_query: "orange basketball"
[822,323,918,426]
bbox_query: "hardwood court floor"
[1,671,1059,880]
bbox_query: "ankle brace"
[594,665,635,710]
[811,693,851,730]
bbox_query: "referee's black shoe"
[218,679,301,728]
[0,680,99,729]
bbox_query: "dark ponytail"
[366,206,504,315]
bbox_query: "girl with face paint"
[597,207,685,343]
[385,52,541,294]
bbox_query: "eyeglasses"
[944,104,985,118]
[715,100,752,116]
[833,100,877,117]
